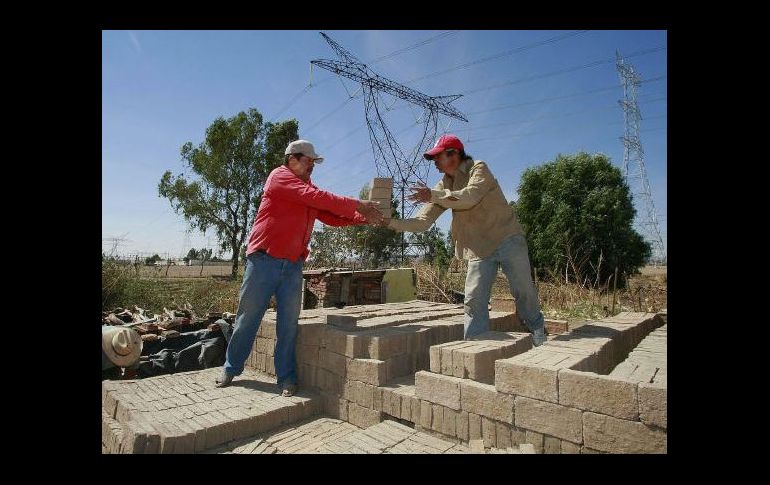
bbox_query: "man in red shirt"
[215,140,383,395]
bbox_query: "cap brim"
[423,146,444,160]
[312,157,324,163]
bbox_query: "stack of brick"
[391,312,667,454]
[489,311,666,453]
[409,330,534,450]
[368,177,393,221]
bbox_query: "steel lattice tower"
[616,51,666,264]
[311,32,468,261]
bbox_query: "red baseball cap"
[423,134,464,160]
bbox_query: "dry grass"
[412,262,667,321]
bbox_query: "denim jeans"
[223,251,304,388]
[464,234,545,340]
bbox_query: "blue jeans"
[464,234,545,340]
[223,251,304,388]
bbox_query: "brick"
[525,430,544,454]
[457,410,469,441]
[545,319,569,334]
[488,311,529,332]
[415,371,461,410]
[326,314,357,329]
[583,412,667,453]
[386,354,412,381]
[543,435,561,454]
[369,186,392,200]
[420,401,432,429]
[481,417,497,448]
[469,439,485,454]
[515,396,583,444]
[468,413,482,440]
[318,349,349,376]
[443,408,458,437]
[460,380,514,424]
[297,322,324,345]
[371,177,393,189]
[496,351,582,403]
[431,404,444,433]
[561,440,581,454]
[354,381,374,409]
[496,422,512,449]
[347,359,386,386]
[348,403,383,429]
[428,345,442,373]
[558,369,639,420]
[321,327,349,355]
[257,321,277,339]
[510,427,526,445]
[638,382,667,429]
[389,392,402,418]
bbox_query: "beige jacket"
[389,159,524,260]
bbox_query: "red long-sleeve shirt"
[246,165,366,262]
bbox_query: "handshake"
[356,200,389,227]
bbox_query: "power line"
[407,30,590,84]
[466,75,666,116]
[462,46,667,96]
[274,31,460,125]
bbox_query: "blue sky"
[103,30,666,260]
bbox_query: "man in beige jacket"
[385,134,546,345]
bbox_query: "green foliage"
[158,108,298,278]
[409,225,451,272]
[144,254,162,266]
[516,152,651,287]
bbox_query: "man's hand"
[356,200,384,225]
[407,182,431,204]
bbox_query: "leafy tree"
[159,108,298,278]
[409,225,451,272]
[144,254,161,266]
[515,152,651,288]
[184,248,200,264]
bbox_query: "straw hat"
[102,326,143,367]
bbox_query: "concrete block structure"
[102,303,667,454]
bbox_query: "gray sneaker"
[281,384,298,397]
[532,328,546,347]
[215,371,234,388]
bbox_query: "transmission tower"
[102,232,129,258]
[616,51,666,265]
[311,32,468,262]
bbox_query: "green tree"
[184,248,199,264]
[145,254,161,266]
[409,225,451,272]
[516,152,650,288]
[158,108,298,278]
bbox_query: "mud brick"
[318,349,349,376]
[460,380,514,424]
[415,371,461,410]
[558,368,639,420]
[582,412,666,453]
[515,396,582,444]
[347,358,387,386]
[326,314,357,329]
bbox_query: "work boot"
[215,371,234,388]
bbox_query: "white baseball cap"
[285,139,324,163]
